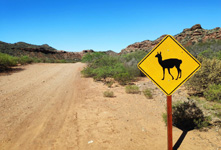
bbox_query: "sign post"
[137,35,201,150]
[167,95,172,150]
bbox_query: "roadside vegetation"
[190,96,221,120]
[103,90,114,97]
[184,40,221,126]
[143,88,153,99]
[0,52,76,71]
[81,46,221,103]
[187,39,221,59]
[186,57,221,103]
[81,40,221,128]
[186,40,221,103]
[81,51,147,85]
[125,85,140,94]
[162,100,212,130]
[0,52,19,70]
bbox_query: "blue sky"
[0,0,220,52]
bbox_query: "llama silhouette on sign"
[155,52,182,80]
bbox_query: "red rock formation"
[120,24,221,54]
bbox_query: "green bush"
[198,48,221,60]
[0,52,18,69]
[187,57,221,93]
[105,80,114,88]
[32,57,42,63]
[162,113,167,124]
[143,88,153,99]
[81,54,135,84]
[114,72,134,85]
[81,67,95,77]
[120,51,147,77]
[18,56,34,64]
[90,55,119,68]
[204,84,221,102]
[0,52,76,70]
[186,39,221,58]
[57,59,66,63]
[81,51,149,85]
[216,112,221,119]
[81,52,106,63]
[92,67,112,81]
[125,85,140,94]
[162,101,211,130]
[103,90,114,97]
[81,51,151,84]
[120,51,147,62]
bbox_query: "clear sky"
[0,0,220,52]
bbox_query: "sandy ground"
[0,63,220,150]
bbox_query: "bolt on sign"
[137,35,201,96]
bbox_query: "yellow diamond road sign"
[137,35,201,96]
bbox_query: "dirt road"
[0,63,220,150]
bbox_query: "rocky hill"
[120,24,221,54]
[0,41,88,60]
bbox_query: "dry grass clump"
[103,90,114,97]
[143,88,153,99]
[125,85,140,94]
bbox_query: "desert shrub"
[81,51,149,84]
[204,84,221,103]
[162,113,167,124]
[125,85,140,94]
[81,67,95,77]
[162,100,211,130]
[217,51,221,60]
[103,90,114,97]
[0,52,18,69]
[90,55,119,68]
[120,51,147,62]
[186,57,221,93]
[92,63,127,81]
[81,54,135,84]
[120,51,147,77]
[32,57,42,63]
[198,48,221,59]
[92,67,112,81]
[186,39,221,58]
[105,80,114,88]
[123,58,140,77]
[42,58,55,63]
[58,59,67,63]
[216,112,221,119]
[114,72,134,85]
[143,88,153,99]
[18,56,34,64]
[198,48,221,60]
[81,52,106,63]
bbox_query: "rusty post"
[167,95,173,150]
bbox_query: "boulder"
[190,24,202,31]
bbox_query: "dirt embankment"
[0,63,220,150]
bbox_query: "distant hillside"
[121,24,221,56]
[0,41,82,60]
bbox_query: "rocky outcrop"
[105,50,118,56]
[120,24,221,54]
[190,24,202,31]
[20,47,83,60]
[82,50,94,54]
[0,41,84,60]
[19,47,56,54]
